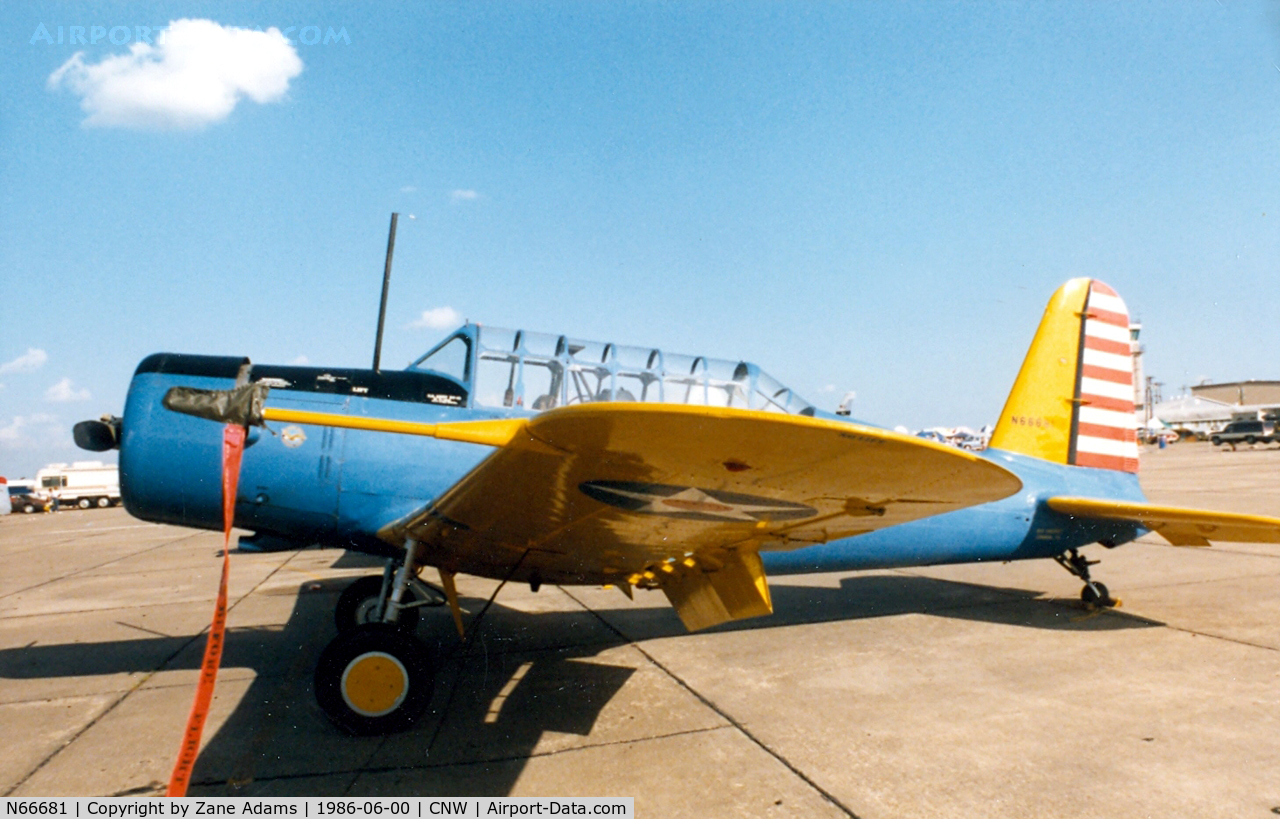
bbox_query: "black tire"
[96,497,110,508]
[1245,435,1257,445]
[76,498,91,509]
[314,623,434,735]
[335,575,420,634]
[21,504,35,514]
[1081,582,1111,607]
[1210,436,1221,446]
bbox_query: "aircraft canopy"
[410,324,814,415]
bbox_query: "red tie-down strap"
[167,423,244,797]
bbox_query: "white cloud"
[45,378,91,402]
[289,355,310,365]
[0,414,66,451]
[450,189,480,201]
[410,306,463,330]
[48,19,303,129]
[0,348,48,375]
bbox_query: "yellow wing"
[395,404,1021,628]
[263,403,1023,630]
[1047,497,1280,547]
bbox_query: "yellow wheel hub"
[340,651,409,717]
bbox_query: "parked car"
[1210,420,1275,448]
[7,483,49,514]
[35,461,120,509]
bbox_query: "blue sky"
[2,1,1279,479]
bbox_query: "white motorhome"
[36,461,120,509]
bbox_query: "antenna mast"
[372,212,399,373]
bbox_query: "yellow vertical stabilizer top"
[989,278,1138,472]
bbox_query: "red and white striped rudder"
[1071,281,1139,472]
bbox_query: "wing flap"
[1047,497,1280,546]
[659,550,773,631]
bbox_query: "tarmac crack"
[0,600,241,621]
[1,545,309,797]
[1148,623,1279,653]
[2,638,202,796]
[0,531,203,603]
[192,725,732,792]
[559,586,864,819]
[1099,570,1280,593]
[114,619,173,638]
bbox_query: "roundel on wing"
[579,480,816,522]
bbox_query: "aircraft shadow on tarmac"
[0,565,1161,797]
[594,573,1164,642]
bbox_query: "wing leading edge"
[1047,497,1280,547]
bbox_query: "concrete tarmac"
[1,441,1278,816]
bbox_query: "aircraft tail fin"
[988,279,1139,472]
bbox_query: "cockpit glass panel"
[522,358,561,410]
[567,339,608,364]
[426,324,811,415]
[411,335,469,383]
[519,331,560,357]
[613,345,653,370]
[614,372,649,402]
[704,359,749,408]
[660,354,701,404]
[751,373,779,412]
[479,327,519,354]
[752,372,798,413]
[475,352,518,408]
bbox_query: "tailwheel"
[1055,548,1120,609]
[1080,581,1117,608]
[335,575,420,633]
[314,623,434,735]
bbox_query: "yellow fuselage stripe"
[261,408,526,448]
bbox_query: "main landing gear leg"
[333,547,448,635]
[316,538,438,735]
[1054,548,1119,608]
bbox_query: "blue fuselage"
[763,450,1144,575]
[120,354,1147,574]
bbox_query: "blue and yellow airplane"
[75,278,1280,735]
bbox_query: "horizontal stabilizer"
[1047,497,1280,547]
